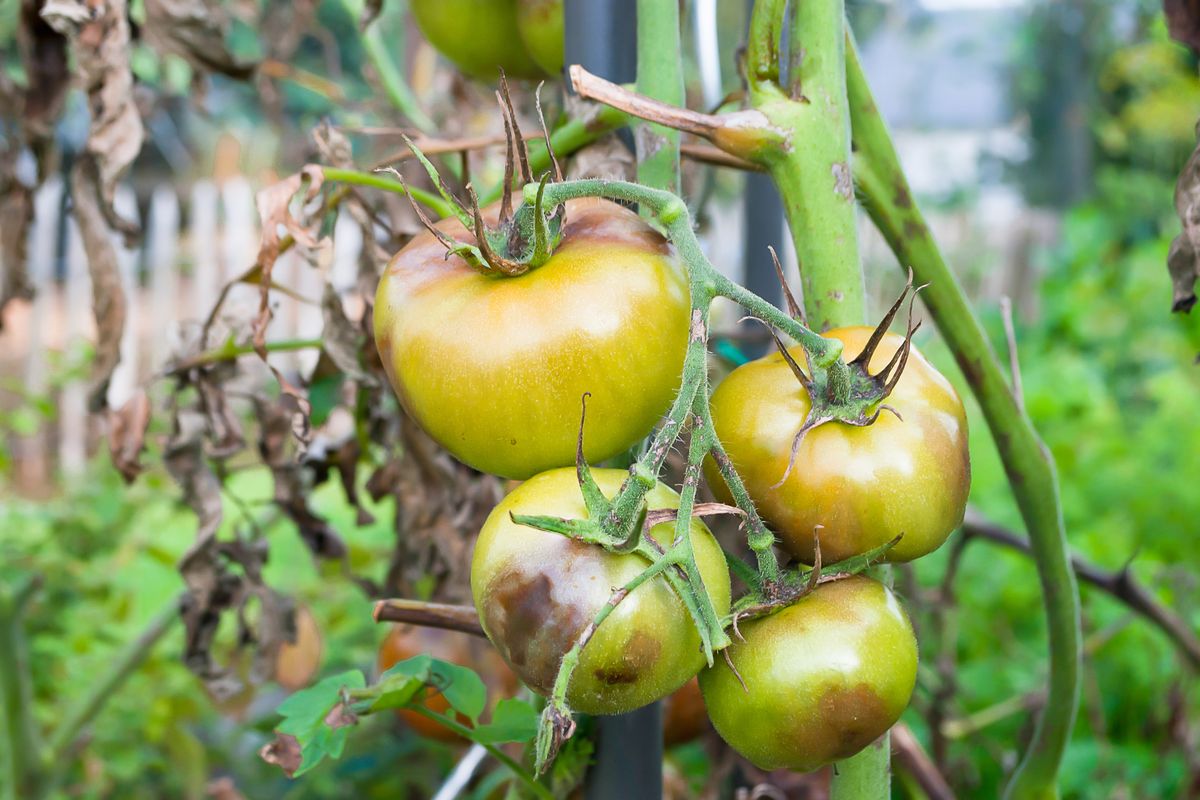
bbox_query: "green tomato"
[374,198,690,480]
[516,0,564,75]
[470,467,732,715]
[699,575,917,772]
[706,326,970,563]
[411,0,545,80]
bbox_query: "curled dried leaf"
[143,0,257,80]
[108,389,151,483]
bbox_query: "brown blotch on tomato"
[699,576,918,772]
[471,468,731,715]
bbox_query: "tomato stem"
[845,34,1080,800]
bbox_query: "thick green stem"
[747,4,880,796]
[846,37,1079,800]
[635,0,683,195]
[0,578,41,800]
[44,601,181,767]
[749,0,865,331]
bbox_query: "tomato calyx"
[391,78,566,277]
[769,270,927,487]
[726,531,902,634]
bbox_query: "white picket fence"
[2,175,362,491]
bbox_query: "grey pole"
[564,2,663,798]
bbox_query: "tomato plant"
[411,0,546,80]
[377,623,518,743]
[699,575,918,772]
[374,197,690,480]
[707,326,970,563]
[470,467,731,715]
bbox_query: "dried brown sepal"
[466,185,527,276]
[768,246,804,322]
[498,71,533,184]
[534,82,563,182]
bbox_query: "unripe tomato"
[377,624,519,743]
[375,198,690,480]
[471,468,732,715]
[706,327,969,563]
[411,0,546,80]
[699,576,917,772]
[516,0,564,75]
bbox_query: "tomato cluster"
[411,0,563,81]
[373,185,969,771]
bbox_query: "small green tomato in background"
[374,198,689,480]
[516,0,564,75]
[706,326,970,563]
[699,575,918,772]
[470,468,732,715]
[411,0,546,80]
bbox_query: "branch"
[962,511,1200,670]
[891,723,955,800]
[372,599,485,637]
[45,597,181,765]
[846,35,1081,800]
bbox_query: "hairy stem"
[846,36,1079,800]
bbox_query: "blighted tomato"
[411,0,545,80]
[706,327,969,563]
[698,576,917,772]
[516,0,564,75]
[471,468,732,715]
[377,624,519,743]
[375,198,690,480]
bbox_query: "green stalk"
[846,37,1079,800]
[748,3,881,795]
[0,578,41,800]
[359,1,437,133]
[44,601,181,767]
[318,167,452,217]
[636,0,683,195]
[748,0,865,331]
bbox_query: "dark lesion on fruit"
[483,561,589,694]
[817,682,892,760]
[592,629,662,686]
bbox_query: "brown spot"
[903,219,926,241]
[485,568,586,693]
[593,629,661,685]
[790,683,893,765]
[510,438,517,445]
[893,180,913,210]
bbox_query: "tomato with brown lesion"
[706,327,970,564]
[470,467,732,715]
[698,575,918,772]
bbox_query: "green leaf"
[431,659,488,722]
[469,698,540,745]
[276,669,364,720]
